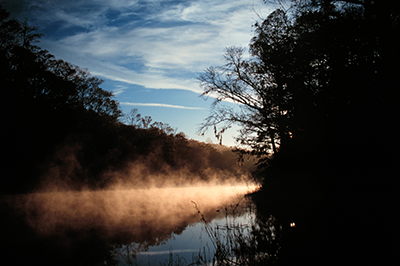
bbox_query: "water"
[118,198,257,266]
[0,184,260,266]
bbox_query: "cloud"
[25,0,272,95]
[89,61,202,93]
[120,102,204,110]
[112,84,127,95]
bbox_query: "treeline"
[0,6,254,195]
[199,1,398,264]
[201,0,398,172]
[200,0,399,205]
[38,123,255,191]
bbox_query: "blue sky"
[2,0,272,146]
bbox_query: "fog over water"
[0,140,259,264]
[10,143,258,243]
[7,184,258,250]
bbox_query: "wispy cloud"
[29,0,271,94]
[112,84,127,95]
[120,102,204,110]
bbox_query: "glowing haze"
[2,0,263,254]
[7,143,259,246]
[11,185,258,249]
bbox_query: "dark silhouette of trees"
[199,46,290,155]
[0,6,123,193]
[0,6,121,121]
[121,108,177,134]
[199,1,399,265]
[199,0,399,164]
[109,116,254,186]
[0,6,260,266]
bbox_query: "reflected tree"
[192,200,281,266]
[199,1,399,264]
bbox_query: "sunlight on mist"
[11,184,259,247]
[7,141,260,248]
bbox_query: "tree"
[0,6,122,122]
[121,108,177,135]
[199,0,399,162]
[0,6,122,193]
[121,108,142,127]
[198,11,296,155]
[199,2,399,264]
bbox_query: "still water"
[1,184,261,265]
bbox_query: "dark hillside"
[0,6,255,195]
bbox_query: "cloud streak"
[13,0,272,144]
[26,0,271,93]
[120,102,203,110]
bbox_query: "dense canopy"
[199,0,399,163]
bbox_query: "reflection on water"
[0,184,259,265]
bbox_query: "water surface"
[1,184,258,265]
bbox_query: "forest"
[1,0,399,265]
[0,5,256,195]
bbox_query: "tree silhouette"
[199,0,399,167]
[198,46,291,155]
[0,6,121,122]
[0,6,122,193]
[199,1,399,264]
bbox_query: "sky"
[2,0,273,146]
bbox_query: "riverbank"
[248,166,397,266]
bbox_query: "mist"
[3,137,259,251]
[0,134,259,266]
[30,135,258,193]
[11,184,256,246]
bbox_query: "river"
[1,184,274,266]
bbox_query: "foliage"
[0,7,121,121]
[0,5,125,193]
[0,6,257,194]
[199,2,399,263]
[121,108,177,135]
[198,0,399,165]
